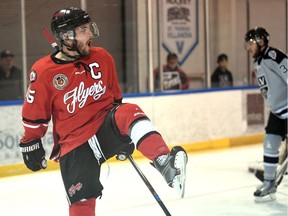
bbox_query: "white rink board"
[0,88,266,165]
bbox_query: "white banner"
[162,0,199,66]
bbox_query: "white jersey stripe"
[22,121,48,129]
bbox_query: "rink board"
[0,87,266,177]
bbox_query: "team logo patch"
[257,75,267,87]
[29,70,37,82]
[260,87,268,99]
[268,50,277,60]
[53,74,68,90]
[68,182,82,197]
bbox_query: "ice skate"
[154,146,188,198]
[254,180,277,202]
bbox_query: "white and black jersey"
[254,46,288,119]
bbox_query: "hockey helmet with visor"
[244,27,269,49]
[51,7,99,41]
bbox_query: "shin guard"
[263,134,282,180]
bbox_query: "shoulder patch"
[29,70,37,82]
[268,50,277,60]
[263,47,287,64]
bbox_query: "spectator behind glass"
[211,54,233,88]
[153,53,189,91]
[0,49,23,100]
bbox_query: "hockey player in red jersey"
[18,7,187,216]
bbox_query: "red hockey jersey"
[21,47,122,157]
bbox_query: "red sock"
[137,133,170,160]
[69,198,96,216]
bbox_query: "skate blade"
[172,151,187,198]
[254,193,276,202]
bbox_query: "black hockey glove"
[19,139,47,172]
[121,143,135,155]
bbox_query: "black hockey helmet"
[51,7,91,35]
[51,7,99,41]
[50,7,99,58]
[245,27,270,45]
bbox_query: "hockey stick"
[117,153,172,216]
[275,156,288,185]
[42,28,59,51]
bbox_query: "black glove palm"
[19,139,47,171]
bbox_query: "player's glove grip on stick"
[19,139,47,172]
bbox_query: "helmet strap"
[60,40,83,60]
[60,49,80,60]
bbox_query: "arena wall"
[0,87,266,177]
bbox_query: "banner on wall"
[161,0,199,66]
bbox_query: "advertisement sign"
[161,0,199,66]
[0,130,54,165]
[247,94,264,125]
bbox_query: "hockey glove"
[120,143,135,155]
[19,139,47,172]
[116,144,135,161]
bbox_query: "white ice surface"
[0,144,287,216]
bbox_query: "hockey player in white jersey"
[245,27,288,202]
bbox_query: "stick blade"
[255,170,264,182]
